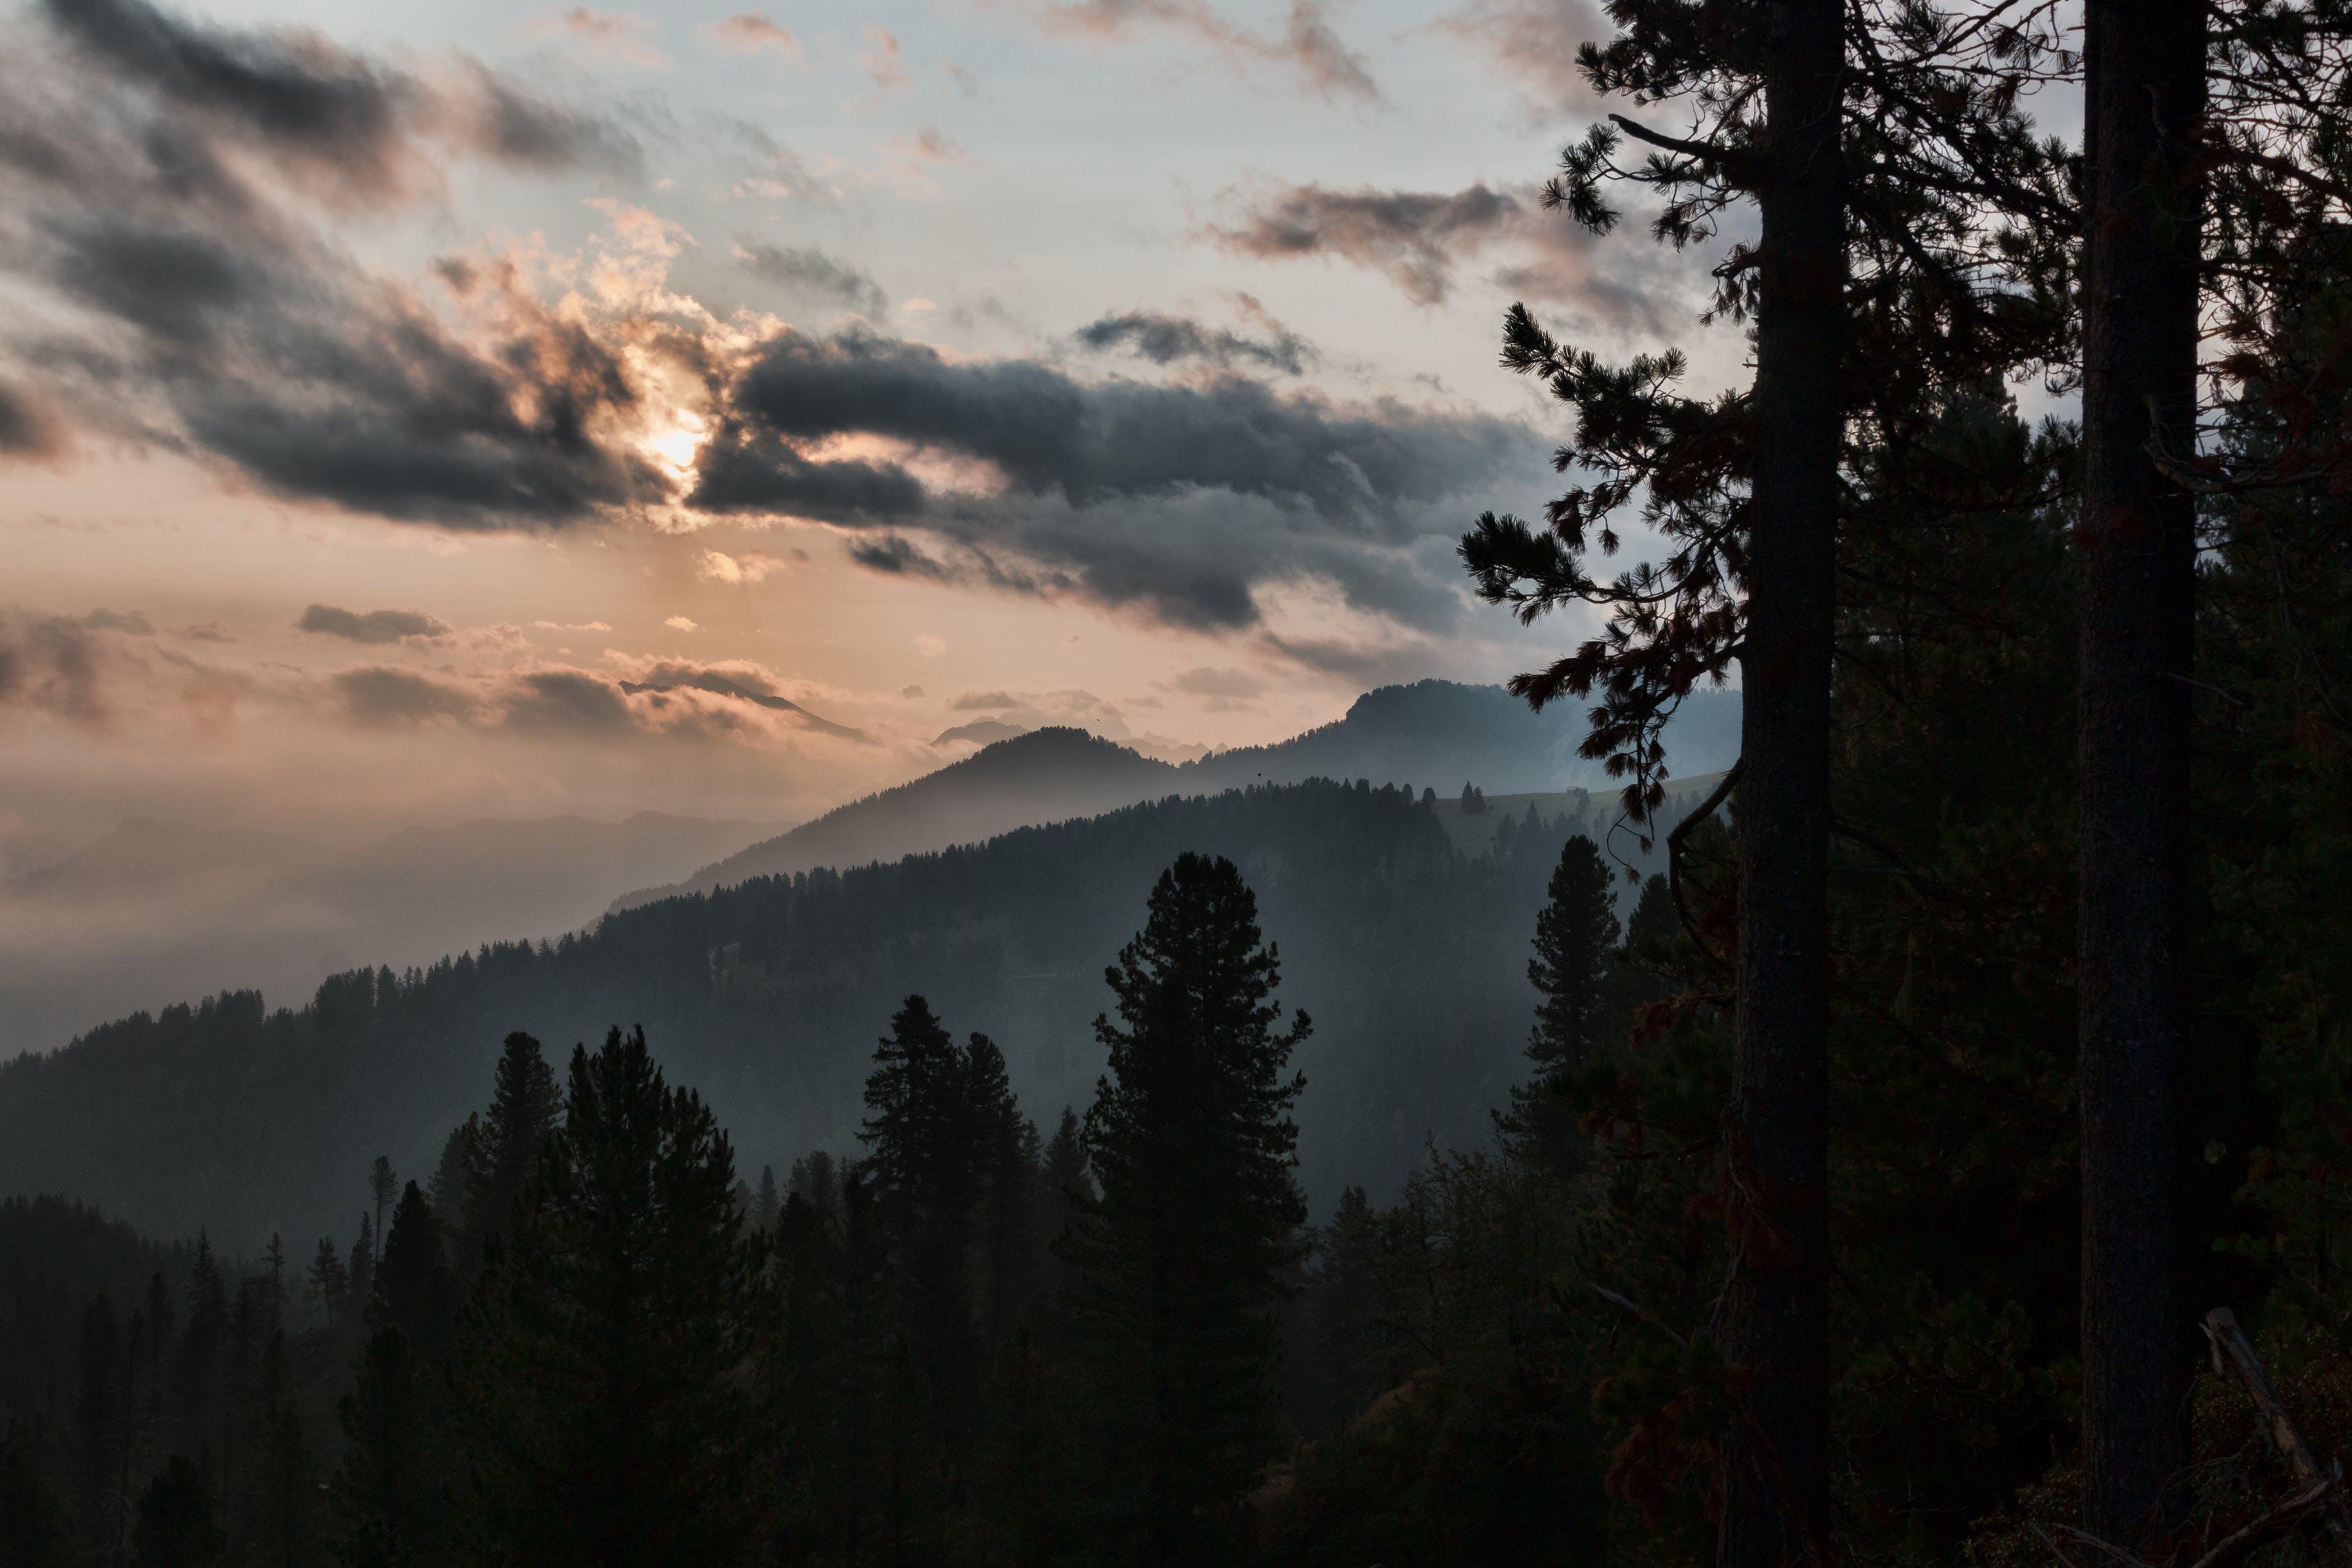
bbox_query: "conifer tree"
[461,1027,772,1568]
[967,1034,1038,1349]
[332,1323,446,1568]
[859,997,986,1466]
[460,1031,562,1273]
[372,1183,456,1366]
[132,1455,222,1567]
[426,1120,476,1243]
[368,1157,397,1255]
[346,1213,374,1317]
[1070,852,1309,1556]
[755,1165,780,1237]
[1497,834,1622,1171]
[307,1238,348,1329]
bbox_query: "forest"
[10,0,2352,1565]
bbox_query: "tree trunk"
[1721,1,1843,1563]
[2077,0,2206,1550]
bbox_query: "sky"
[0,0,1753,868]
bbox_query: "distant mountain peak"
[933,718,1031,748]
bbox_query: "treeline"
[0,845,1666,1564]
[0,777,1705,1248]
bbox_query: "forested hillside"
[0,777,1711,1249]
[626,679,1740,907]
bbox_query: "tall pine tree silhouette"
[1496,833,1621,1172]
[461,1027,771,1568]
[460,1031,562,1276]
[1070,852,1308,1558]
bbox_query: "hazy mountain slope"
[1187,679,1742,794]
[619,727,1181,908]
[0,812,779,1054]
[0,777,1722,1248]
[628,681,1744,910]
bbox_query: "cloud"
[0,615,108,723]
[296,604,453,643]
[532,619,613,631]
[80,608,155,636]
[687,323,1537,631]
[862,25,908,89]
[934,718,1027,746]
[1205,178,1680,327]
[1023,0,1378,102]
[698,548,792,584]
[1205,182,1519,306]
[525,7,666,68]
[615,659,866,738]
[914,634,946,656]
[951,690,1018,711]
[1426,0,1608,121]
[735,240,886,315]
[1170,665,1265,698]
[499,668,636,731]
[709,12,801,61]
[1073,308,1312,375]
[34,0,641,196]
[333,666,479,725]
[893,125,968,163]
[178,622,236,643]
[665,615,700,631]
[0,380,67,459]
[0,0,663,527]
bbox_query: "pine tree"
[368,1157,397,1256]
[967,1035,1038,1349]
[858,997,986,1470]
[346,1213,375,1317]
[132,1456,222,1567]
[331,1324,446,1568]
[461,1032,562,1273]
[307,1238,348,1329]
[461,1027,773,1568]
[1070,852,1309,1556]
[754,1165,780,1237]
[372,1183,456,1366]
[1498,834,1622,1172]
[426,1120,476,1243]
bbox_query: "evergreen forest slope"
[624,678,1739,906]
[0,776,1719,1250]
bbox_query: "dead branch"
[2201,1306,2352,1549]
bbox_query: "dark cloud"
[0,615,107,723]
[617,661,868,739]
[498,669,634,732]
[1206,183,1519,305]
[297,604,452,643]
[951,690,1019,712]
[0,379,67,459]
[735,240,886,316]
[1205,179,1680,330]
[0,0,660,526]
[845,534,956,578]
[1073,309,1312,375]
[35,0,640,194]
[690,324,1540,630]
[332,666,477,725]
